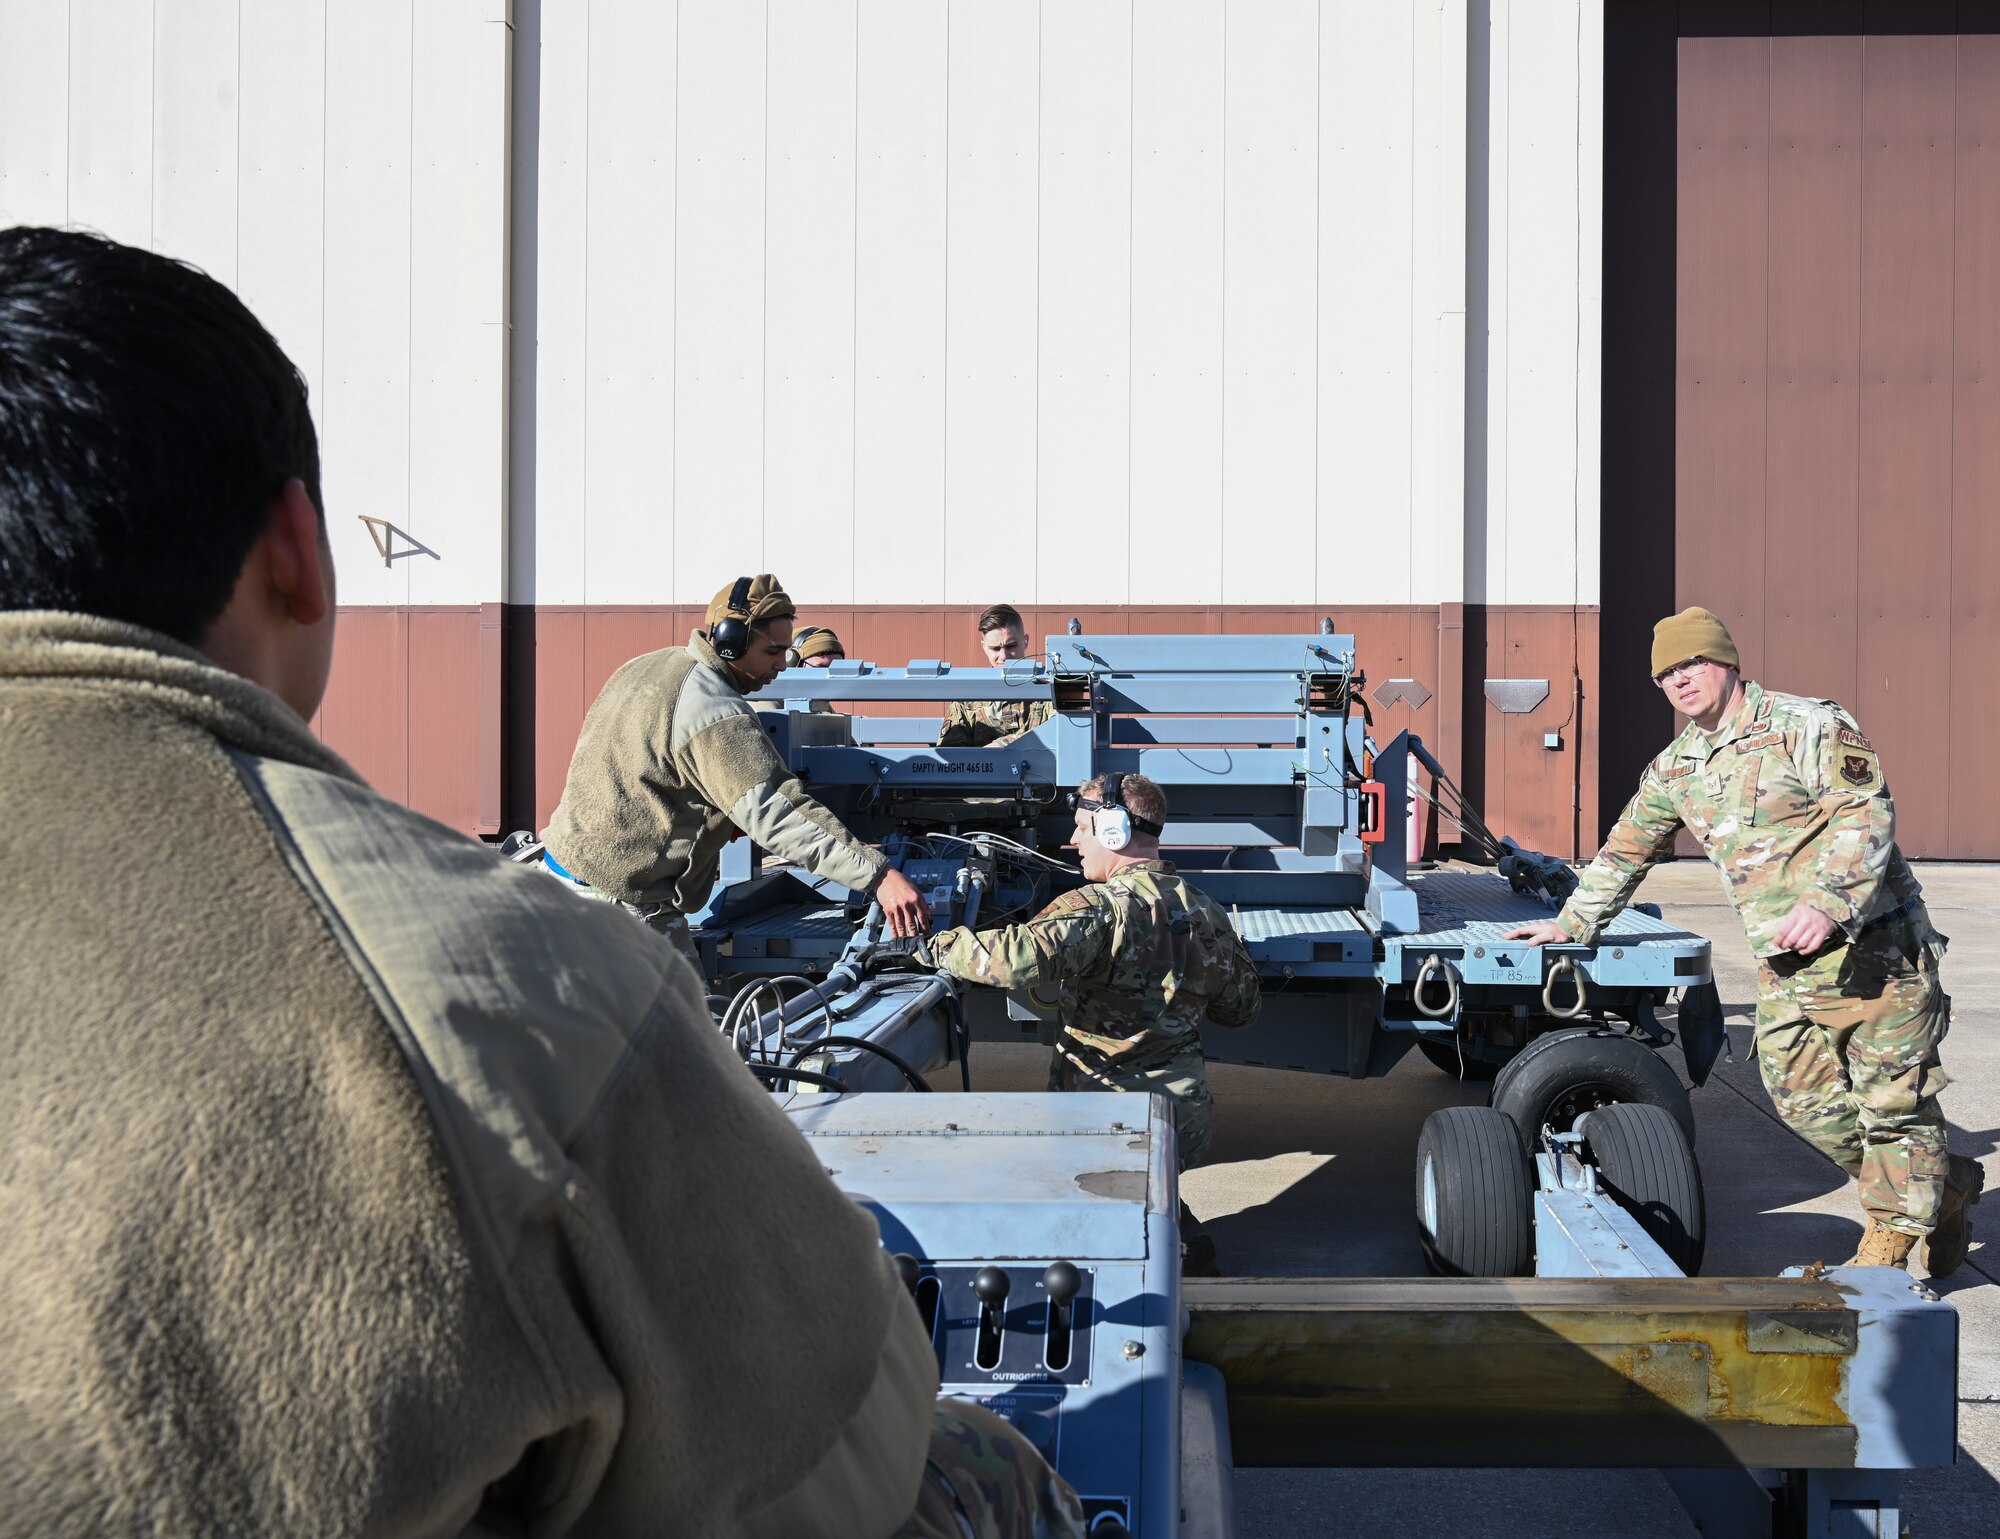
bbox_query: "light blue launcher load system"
[713,632,1955,1539]
[703,630,1719,1112]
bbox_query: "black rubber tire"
[1489,1026,1695,1154]
[1415,1105,1535,1277]
[1416,1036,1501,1081]
[1578,1102,1707,1275]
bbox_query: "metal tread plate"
[711,904,853,940]
[1231,907,1370,942]
[1404,872,1700,944]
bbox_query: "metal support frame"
[1182,1269,1956,1480]
[706,632,1711,1090]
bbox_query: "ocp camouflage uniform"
[936,698,1054,749]
[929,861,1262,1169]
[1554,681,1952,1237]
[899,1401,1086,1539]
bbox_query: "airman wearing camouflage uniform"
[926,774,1262,1172]
[938,694,1055,749]
[937,602,1056,748]
[1510,607,1980,1274]
[903,1401,1087,1539]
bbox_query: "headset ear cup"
[1094,805,1131,852]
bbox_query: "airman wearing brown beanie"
[1508,605,1979,1276]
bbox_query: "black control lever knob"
[974,1266,1011,1313]
[1042,1261,1080,1309]
[893,1253,921,1295]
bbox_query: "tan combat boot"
[1923,1155,1986,1279]
[1845,1218,1918,1270]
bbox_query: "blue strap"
[541,848,577,883]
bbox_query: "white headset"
[1073,774,1162,852]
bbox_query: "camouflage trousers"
[1050,1041,1214,1171]
[896,1400,1086,1539]
[1755,907,1954,1237]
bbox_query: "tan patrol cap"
[1651,606,1740,677]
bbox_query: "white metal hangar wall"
[0,1,1603,851]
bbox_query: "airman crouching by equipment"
[922,773,1261,1272]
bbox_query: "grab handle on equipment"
[1357,781,1388,844]
[1543,955,1588,1020]
[1414,952,1461,1020]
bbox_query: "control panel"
[781,1092,1201,1538]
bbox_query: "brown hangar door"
[1668,19,2000,858]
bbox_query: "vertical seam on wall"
[1501,0,1511,617]
[1946,35,1959,851]
[405,0,416,794]
[1409,8,1418,608]
[671,0,682,602]
[942,0,951,603]
[760,1,770,572]
[1034,0,1043,604]
[319,0,328,454]
[148,0,156,248]
[1855,36,1864,706]
[851,0,860,607]
[236,0,244,293]
[1572,0,1584,855]
[1218,8,1227,603]
[64,3,71,225]
[1573,0,1582,615]
[1312,0,1322,613]
[581,0,590,612]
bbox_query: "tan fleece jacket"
[542,630,888,912]
[0,612,934,1539]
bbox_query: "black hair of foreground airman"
[0,227,322,645]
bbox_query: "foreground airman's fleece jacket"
[541,630,888,914]
[0,612,935,1538]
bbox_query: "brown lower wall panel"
[312,605,502,839]
[324,602,1605,858]
[1662,24,2000,859]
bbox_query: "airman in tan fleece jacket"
[542,627,887,914]
[0,226,1076,1539]
[0,614,994,1537]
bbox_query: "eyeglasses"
[1653,657,1714,686]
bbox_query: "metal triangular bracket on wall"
[356,515,440,569]
[1483,679,1550,713]
[1373,679,1433,710]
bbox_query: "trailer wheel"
[1415,1106,1535,1277]
[1416,1036,1501,1080]
[1578,1102,1707,1275]
[1490,1027,1695,1154]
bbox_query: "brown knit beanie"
[790,626,844,663]
[705,573,796,630]
[1651,606,1740,677]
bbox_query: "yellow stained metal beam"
[1183,1276,1861,1470]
